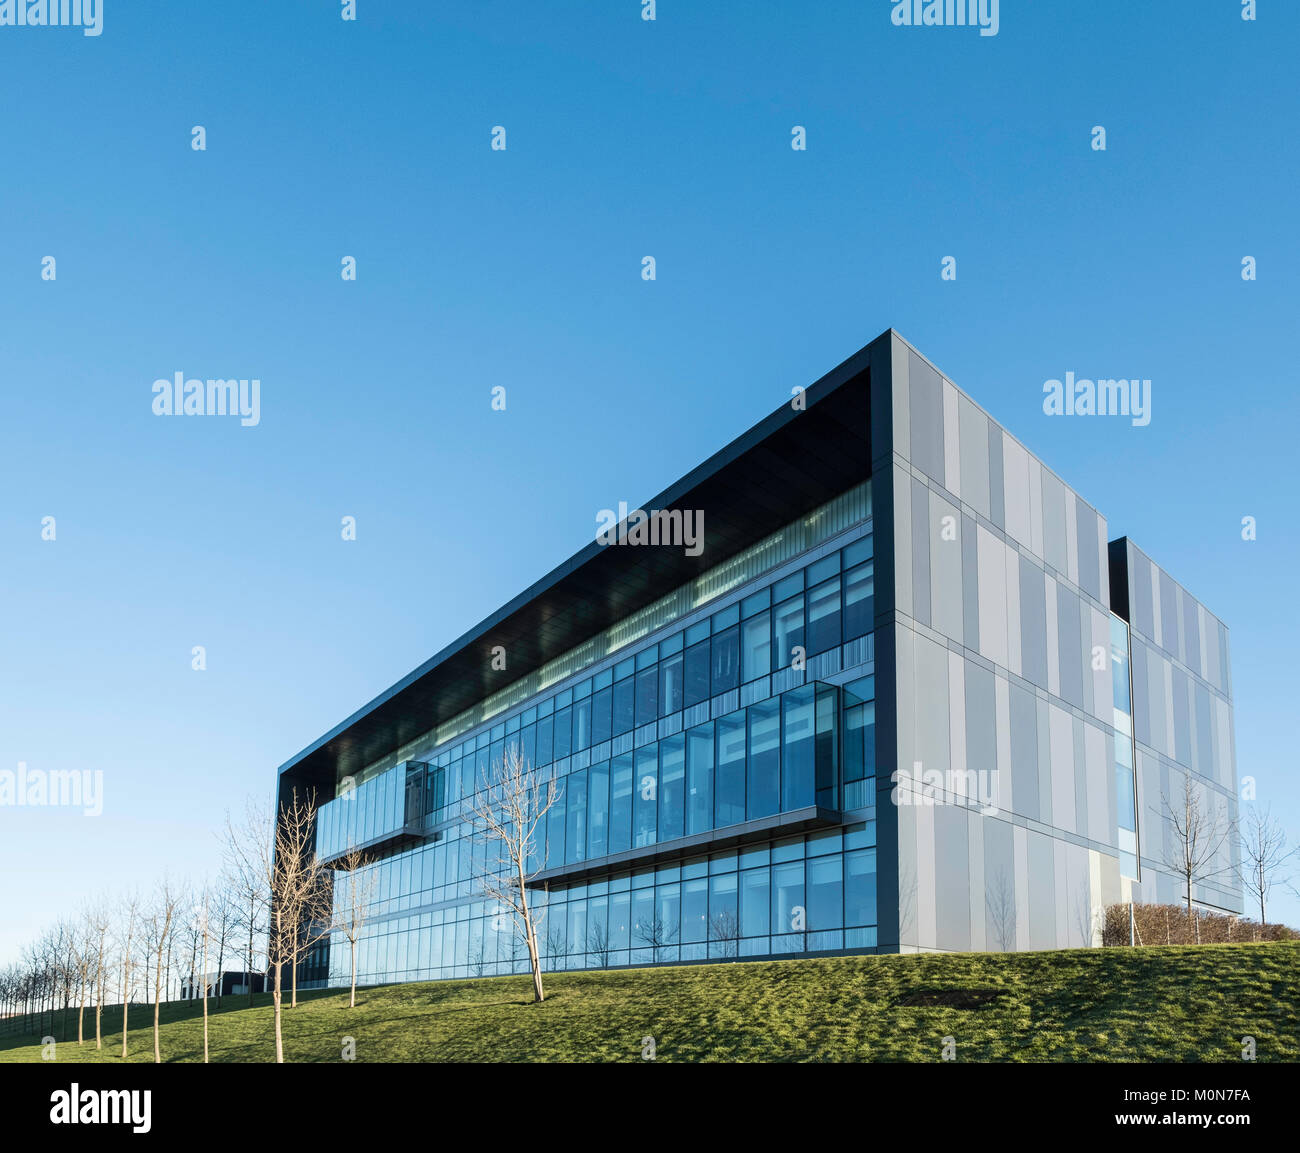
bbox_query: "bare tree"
[707,909,740,959]
[225,801,272,1007]
[87,900,112,1051]
[468,745,559,1003]
[1159,774,1232,924]
[1071,879,1098,948]
[332,844,376,1008]
[256,789,325,1062]
[144,879,180,1063]
[1239,805,1295,925]
[986,869,1017,952]
[117,894,138,1059]
[634,914,678,962]
[586,917,612,968]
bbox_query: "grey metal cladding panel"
[1194,683,1212,777]
[958,395,990,519]
[1218,622,1231,698]
[1132,547,1155,640]
[964,661,997,777]
[1019,554,1049,689]
[930,491,964,644]
[1132,640,1151,747]
[1159,570,1179,660]
[1041,471,1068,577]
[983,819,1015,947]
[908,349,945,484]
[1075,496,1100,603]
[1171,666,1192,768]
[1009,682,1039,820]
[1056,585,1084,709]
[961,513,980,652]
[987,421,1005,530]
[934,805,972,952]
[911,477,931,627]
[1182,592,1202,679]
[1028,832,1057,950]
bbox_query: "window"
[566,769,588,864]
[684,638,710,707]
[686,723,714,835]
[773,594,804,670]
[747,698,780,820]
[715,713,746,828]
[635,666,659,728]
[634,745,658,848]
[612,675,635,737]
[806,577,842,655]
[589,762,609,858]
[659,652,683,716]
[845,849,876,926]
[553,707,572,760]
[742,610,771,682]
[843,560,874,640]
[682,877,709,944]
[659,735,685,842]
[807,855,843,930]
[740,868,770,937]
[591,687,612,746]
[573,697,592,752]
[609,754,633,853]
[781,686,816,811]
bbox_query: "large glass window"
[635,667,659,728]
[633,745,658,848]
[591,687,612,747]
[843,560,874,640]
[844,848,876,926]
[742,610,771,682]
[772,861,805,950]
[685,723,714,835]
[612,676,635,737]
[566,769,588,864]
[573,698,592,753]
[554,707,573,760]
[659,734,685,842]
[660,652,683,716]
[807,578,842,655]
[715,713,746,827]
[708,872,739,957]
[740,867,770,937]
[546,784,566,870]
[588,760,610,858]
[609,753,633,853]
[807,855,843,930]
[684,638,710,707]
[747,698,781,819]
[682,877,709,944]
[781,686,816,811]
[773,594,805,670]
[711,625,739,695]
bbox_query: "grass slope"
[2,942,1296,1063]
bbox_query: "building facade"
[277,330,1238,988]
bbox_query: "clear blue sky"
[2,1,1297,961]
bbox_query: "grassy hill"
[2,942,1297,1063]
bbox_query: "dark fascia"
[275,332,885,798]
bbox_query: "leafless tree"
[144,879,180,1063]
[256,789,325,1062]
[468,744,559,1003]
[986,869,1017,952]
[1239,805,1295,925]
[1158,775,1232,924]
[117,894,138,1059]
[224,800,272,1007]
[1071,879,1098,948]
[86,900,112,1050]
[634,914,678,962]
[586,917,612,968]
[707,909,740,959]
[332,843,376,1007]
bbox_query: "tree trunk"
[273,962,283,1063]
[120,964,129,1059]
[350,939,357,1009]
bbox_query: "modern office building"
[278,330,1239,988]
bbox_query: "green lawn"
[3,942,1296,1063]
